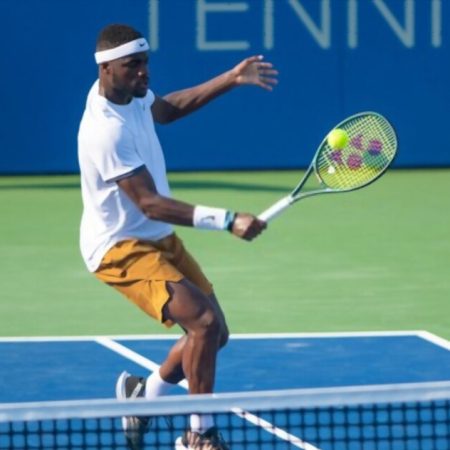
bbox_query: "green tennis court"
[0,169,449,339]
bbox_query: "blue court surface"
[0,330,449,403]
[1,331,450,450]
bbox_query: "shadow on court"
[170,179,292,193]
[0,176,293,193]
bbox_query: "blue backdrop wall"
[0,0,448,173]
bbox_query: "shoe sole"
[116,370,129,400]
[115,371,130,432]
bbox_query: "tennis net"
[0,381,449,449]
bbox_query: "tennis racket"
[258,111,398,222]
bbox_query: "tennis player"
[78,24,278,450]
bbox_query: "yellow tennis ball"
[327,129,349,149]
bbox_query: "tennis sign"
[0,0,448,173]
[147,0,443,51]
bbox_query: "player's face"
[109,52,150,101]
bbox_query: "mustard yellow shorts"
[95,234,213,327]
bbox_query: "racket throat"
[258,196,293,222]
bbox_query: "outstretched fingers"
[234,55,279,90]
[254,57,279,90]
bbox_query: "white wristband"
[193,206,234,231]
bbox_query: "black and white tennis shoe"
[116,371,150,450]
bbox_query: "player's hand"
[230,213,267,241]
[231,55,278,91]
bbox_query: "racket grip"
[258,196,292,222]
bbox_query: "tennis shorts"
[94,234,213,327]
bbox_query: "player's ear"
[99,62,111,75]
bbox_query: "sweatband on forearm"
[193,206,235,231]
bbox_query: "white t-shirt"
[78,80,173,272]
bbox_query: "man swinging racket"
[78,23,278,450]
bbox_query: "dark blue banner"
[0,0,448,173]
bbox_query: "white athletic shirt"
[78,80,173,272]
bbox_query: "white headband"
[94,38,149,64]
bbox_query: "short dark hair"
[96,24,143,51]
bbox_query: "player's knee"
[193,309,222,339]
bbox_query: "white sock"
[145,370,174,399]
[190,413,215,434]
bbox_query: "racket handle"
[258,196,292,222]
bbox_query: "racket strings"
[316,115,397,191]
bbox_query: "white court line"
[95,337,319,450]
[0,330,435,343]
[417,331,450,351]
[231,407,320,450]
[94,337,189,390]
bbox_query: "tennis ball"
[327,129,349,149]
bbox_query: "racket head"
[313,112,398,191]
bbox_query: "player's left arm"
[151,55,278,124]
[117,166,266,240]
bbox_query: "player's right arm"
[150,55,278,124]
[117,166,266,241]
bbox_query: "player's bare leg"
[117,281,230,449]
[162,280,230,449]
[159,291,229,385]
[162,280,228,393]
